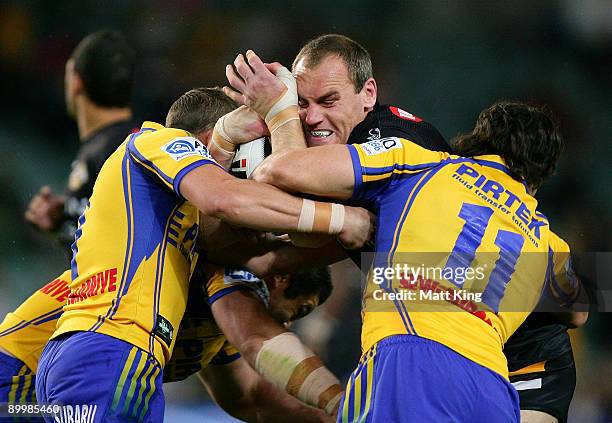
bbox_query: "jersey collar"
[140,121,165,131]
[472,154,509,171]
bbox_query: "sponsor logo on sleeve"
[161,136,214,161]
[154,314,174,346]
[389,106,423,122]
[360,137,402,156]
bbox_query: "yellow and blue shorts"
[338,334,520,423]
[0,350,42,422]
[36,332,163,423]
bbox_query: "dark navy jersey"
[57,120,135,257]
[347,103,449,152]
[504,313,573,372]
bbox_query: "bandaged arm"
[211,289,343,415]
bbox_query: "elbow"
[569,311,589,328]
[252,154,292,189]
[238,334,266,368]
[216,395,255,421]
[208,181,245,223]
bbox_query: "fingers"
[222,86,246,105]
[245,50,268,73]
[233,53,254,81]
[226,64,246,94]
[24,208,36,223]
[39,185,53,198]
[265,62,285,74]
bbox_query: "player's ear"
[360,78,377,111]
[195,128,213,148]
[268,275,290,291]
[71,71,85,97]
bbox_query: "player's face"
[64,59,77,117]
[294,55,376,147]
[267,279,320,323]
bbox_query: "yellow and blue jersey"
[52,121,223,367]
[0,270,70,373]
[164,264,269,382]
[348,137,579,378]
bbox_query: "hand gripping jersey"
[164,264,269,382]
[0,271,70,373]
[52,121,223,367]
[348,138,580,378]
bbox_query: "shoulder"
[348,104,450,153]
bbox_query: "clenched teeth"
[310,130,332,137]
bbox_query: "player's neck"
[76,100,132,142]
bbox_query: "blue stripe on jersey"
[548,254,575,305]
[0,307,64,337]
[207,286,251,306]
[105,149,179,329]
[385,167,445,336]
[71,213,87,281]
[362,162,439,176]
[473,158,511,175]
[348,145,363,197]
[89,148,136,332]
[387,167,445,260]
[365,171,430,336]
[174,160,224,198]
[33,311,63,325]
[373,172,429,266]
[149,203,179,355]
[128,148,174,188]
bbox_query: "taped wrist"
[254,332,343,415]
[212,114,237,152]
[297,199,345,235]
[264,67,299,134]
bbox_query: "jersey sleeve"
[204,265,270,307]
[546,232,582,307]
[209,340,241,366]
[127,127,224,198]
[348,137,449,203]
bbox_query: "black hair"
[284,267,333,306]
[452,101,562,190]
[71,30,134,108]
[165,87,238,133]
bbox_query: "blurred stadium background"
[0,1,610,421]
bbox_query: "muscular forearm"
[208,140,235,169]
[242,240,347,278]
[269,114,307,153]
[212,291,343,415]
[252,145,355,200]
[199,359,332,423]
[213,178,304,232]
[246,376,333,423]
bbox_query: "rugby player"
[224,55,581,422]
[0,264,335,423]
[505,311,588,423]
[33,86,371,422]
[222,34,450,270]
[224,35,588,423]
[165,264,335,422]
[25,31,136,259]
